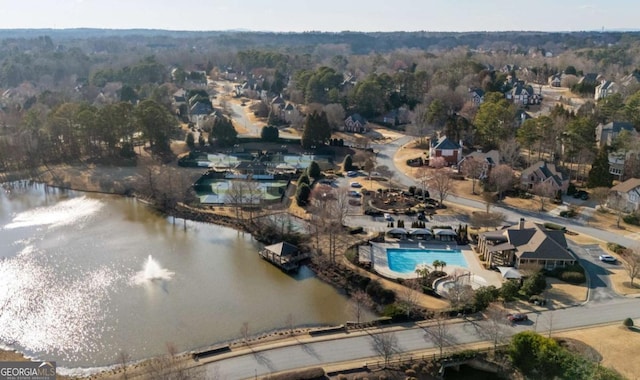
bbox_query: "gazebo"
[433,228,457,242]
[387,228,408,239]
[497,266,523,279]
[409,228,433,240]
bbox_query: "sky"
[0,0,638,33]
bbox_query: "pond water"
[0,182,370,371]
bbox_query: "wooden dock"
[259,241,310,272]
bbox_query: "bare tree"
[285,313,295,336]
[323,103,346,130]
[445,272,475,309]
[408,103,431,147]
[482,191,496,213]
[424,312,453,357]
[532,181,556,211]
[499,137,521,168]
[608,191,626,228]
[399,281,422,319]
[461,157,484,194]
[117,351,130,380]
[490,164,514,200]
[623,247,640,287]
[470,211,505,231]
[479,304,509,350]
[370,332,400,368]
[240,322,250,345]
[590,187,610,211]
[430,168,453,206]
[349,290,373,324]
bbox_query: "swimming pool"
[386,248,468,273]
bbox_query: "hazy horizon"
[0,0,638,33]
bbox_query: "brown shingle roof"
[611,178,640,194]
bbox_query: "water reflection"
[0,182,371,368]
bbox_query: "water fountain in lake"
[133,255,174,284]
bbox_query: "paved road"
[205,297,640,379]
[372,135,639,248]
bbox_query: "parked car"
[350,182,362,188]
[507,313,528,323]
[573,190,589,200]
[599,254,616,263]
[384,213,393,221]
[348,190,362,198]
[346,171,359,177]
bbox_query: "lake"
[0,182,368,370]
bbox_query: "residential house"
[372,107,411,126]
[608,178,640,213]
[281,103,301,124]
[578,73,603,86]
[429,136,462,166]
[189,100,214,126]
[344,113,368,133]
[477,218,576,269]
[468,88,485,105]
[548,73,563,87]
[594,80,617,101]
[608,151,627,178]
[173,89,187,105]
[457,150,500,180]
[515,109,533,127]
[520,161,569,193]
[270,95,285,115]
[620,71,640,88]
[595,121,636,148]
[506,83,541,106]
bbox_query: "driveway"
[569,243,623,303]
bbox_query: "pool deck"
[370,241,503,288]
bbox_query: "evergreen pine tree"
[587,147,613,188]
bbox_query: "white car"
[599,254,616,263]
[384,213,393,221]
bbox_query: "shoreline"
[0,173,359,378]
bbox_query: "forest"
[2,29,640,187]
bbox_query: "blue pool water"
[387,248,467,273]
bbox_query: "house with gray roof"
[468,88,485,105]
[595,80,618,101]
[477,219,576,269]
[344,113,368,133]
[458,150,500,179]
[520,161,568,193]
[596,121,636,148]
[429,136,462,166]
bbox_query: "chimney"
[519,218,525,230]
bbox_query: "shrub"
[607,242,627,254]
[559,209,577,218]
[521,271,547,296]
[348,226,364,234]
[544,222,566,231]
[623,213,640,226]
[623,318,634,327]
[559,271,586,284]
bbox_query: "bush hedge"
[559,271,586,284]
[623,213,640,226]
[607,242,627,255]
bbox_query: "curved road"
[205,129,640,379]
